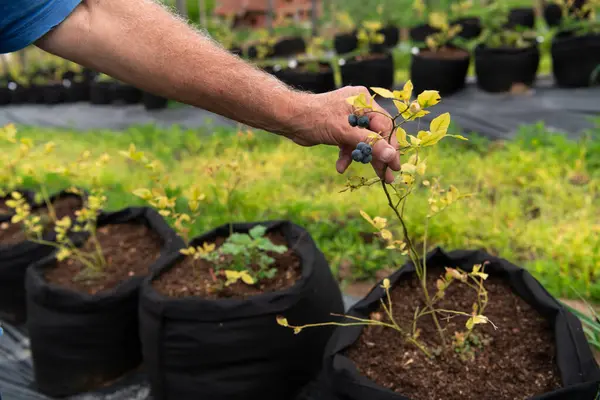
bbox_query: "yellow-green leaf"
[371,87,395,99]
[132,188,152,200]
[372,216,387,229]
[417,90,441,108]
[381,278,391,289]
[396,127,410,147]
[276,316,289,327]
[401,163,417,175]
[240,271,256,285]
[466,315,489,330]
[430,112,450,136]
[395,80,413,102]
[380,229,393,240]
[449,134,468,141]
[360,210,376,228]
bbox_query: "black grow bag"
[114,83,142,104]
[410,47,470,96]
[506,7,536,29]
[452,17,482,40]
[142,92,169,110]
[322,248,600,400]
[42,83,66,105]
[334,32,359,54]
[0,190,85,325]
[0,86,10,105]
[475,43,540,92]
[551,32,600,88]
[248,36,306,59]
[409,24,439,43]
[25,207,185,398]
[64,81,90,103]
[270,62,337,93]
[139,220,345,400]
[90,81,115,105]
[341,53,395,90]
[544,0,588,27]
[370,26,401,54]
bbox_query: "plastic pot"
[269,62,336,93]
[340,52,395,90]
[25,207,185,398]
[321,248,600,400]
[0,190,85,324]
[334,32,359,54]
[42,84,66,105]
[474,43,540,92]
[410,47,470,96]
[142,92,169,110]
[506,7,536,29]
[452,17,482,40]
[139,220,345,400]
[551,31,600,87]
[90,81,115,105]
[409,24,440,43]
[114,83,142,104]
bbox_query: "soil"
[352,53,388,63]
[294,63,332,74]
[153,230,302,299]
[0,195,83,246]
[45,222,163,295]
[0,196,10,214]
[419,47,470,60]
[345,270,562,400]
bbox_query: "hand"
[284,86,401,184]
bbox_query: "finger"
[336,146,353,174]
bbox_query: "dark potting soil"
[0,197,10,214]
[0,196,82,245]
[153,230,302,299]
[44,222,163,295]
[345,270,562,400]
[418,47,469,60]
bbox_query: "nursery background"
[1,0,600,398]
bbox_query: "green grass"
[3,117,600,303]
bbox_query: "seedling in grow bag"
[424,12,463,51]
[278,82,498,358]
[552,0,600,35]
[123,145,278,291]
[356,21,386,54]
[0,124,30,201]
[477,3,538,49]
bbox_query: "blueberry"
[352,149,364,162]
[362,154,373,164]
[348,114,358,127]
[357,142,367,151]
[357,115,370,128]
[361,145,372,156]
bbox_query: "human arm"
[33,0,401,181]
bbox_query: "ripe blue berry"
[363,154,373,164]
[352,149,364,162]
[357,115,370,128]
[357,142,367,151]
[361,145,372,156]
[348,114,358,127]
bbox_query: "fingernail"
[381,147,396,162]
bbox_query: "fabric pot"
[271,62,336,93]
[409,24,439,43]
[42,84,66,105]
[410,47,470,96]
[341,53,395,90]
[142,92,169,110]
[371,26,400,53]
[90,81,115,105]
[27,84,45,104]
[230,46,243,56]
[0,190,85,324]
[506,7,536,29]
[334,32,359,54]
[322,248,600,400]
[64,81,90,103]
[551,32,600,88]
[544,0,588,26]
[475,43,540,92]
[452,17,482,40]
[139,220,345,400]
[114,83,142,104]
[9,84,30,104]
[0,86,10,105]
[273,36,306,58]
[25,207,185,398]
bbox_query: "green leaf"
[449,134,468,141]
[417,90,441,108]
[249,225,267,239]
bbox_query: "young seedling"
[2,125,110,282]
[278,81,496,359]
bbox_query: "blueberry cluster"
[352,142,373,164]
[348,114,370,129]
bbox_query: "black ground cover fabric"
[138,220,344,400]
[23,207,184,397]
[0,77,597,140]
[320,248,600,400]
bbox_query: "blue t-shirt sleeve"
[0,0,82,54]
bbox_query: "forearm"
[35,0,307,136]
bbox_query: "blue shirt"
[0,0,82,53]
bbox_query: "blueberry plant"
[478,2,537,48]
[553,0,600,35]
[278,82,496,358]
[1,124,111,282]
[424,12,463,51]
[123,143,286,290]
[356,21,386,53]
